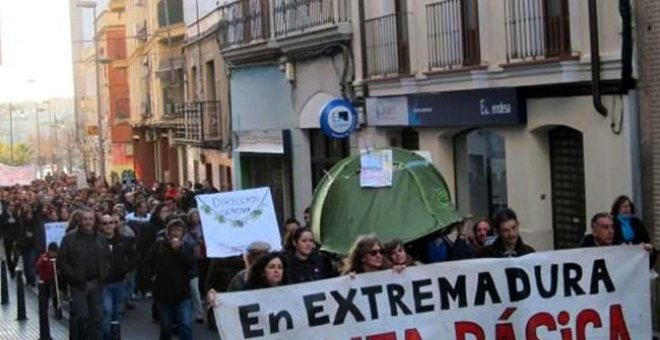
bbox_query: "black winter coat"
[144,239,193,305]
[613,216,651,245]
[285,252,336,284]
[479,237,535,258]
[58,230,111,287]
[106,234,137,283]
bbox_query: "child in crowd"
[36,242,62,318]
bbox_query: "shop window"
[310,130,350,187]
[388,128,419,150]
[454,130,508,218]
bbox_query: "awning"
[234,130,284,154]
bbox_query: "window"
[310,130,350,187]
[455,130,508,218]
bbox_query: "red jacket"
[36,253,56,282]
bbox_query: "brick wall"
[636,0,660,333]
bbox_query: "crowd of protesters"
[0,173,657,339]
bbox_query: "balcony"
[174,101,225,148]
[157,0,184,28]
[365,13,410,78]
[426,0,480,71]
[216,0,351,64]
[504,0,571,62]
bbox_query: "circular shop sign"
[319,98,358,139]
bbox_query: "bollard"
[38,281,52,340]
[110,321,121,340]
[1,260,9,305]
[15,269,26,320]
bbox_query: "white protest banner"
[0,163,36,186]
[45,222,68,248]
[196,187,282,258]
[76,171,89,189]
[215,247,651,340]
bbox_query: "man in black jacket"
[99,214,136,340]
[1,201,20,277]
[144,219,193,340]
[479,208,535,258]
[59,208,110,340]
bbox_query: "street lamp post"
[77,1,106,180]
[8,103,14,164]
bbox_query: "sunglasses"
[368,249,384,257]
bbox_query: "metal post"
[93,6,107,181]
[1,260,9,305]
[16,268,26,320]
[9,103,14,164]
[36,104,42,178]
[52,259,62,319]
[38,281,52,340]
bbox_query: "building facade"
[211,0,353,224]
[354,0,640,252]
[96,4,134,181]
[635,0,660,332]
[176,0,233,191]
[128,0,185,186]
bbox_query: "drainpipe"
[588,0,607,117]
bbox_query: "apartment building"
[208,0,353,223]
[355,0,639,252]
[175,0,233,191]
[129,0,185,185]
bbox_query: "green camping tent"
[310,148,460,255]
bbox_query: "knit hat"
[166,218,186,231]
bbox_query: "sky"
[0,0,75,102]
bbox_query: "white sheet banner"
[196,188,282,258]
[0,163,36,186]
[215,247,652,340]
[45,222,68,248]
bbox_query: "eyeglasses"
[102,221,115,225]
[368,249,384,257]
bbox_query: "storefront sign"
[214,247,651,339]
[320,98,358,139]
[366,96,409,126]
[411,88,526,126]
[366,88,526,127]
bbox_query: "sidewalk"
[0,275,69,340]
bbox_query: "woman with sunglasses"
[341,234,389,275]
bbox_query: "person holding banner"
[610,196,657,265]
[383,239,418,267]
[341,235,389,275]
[581,213,616,247]
[243,252,288,290]
[479,208,535,258]
[284,227,336,284]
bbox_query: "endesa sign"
[366,88,527,128]
[214,247,652,340]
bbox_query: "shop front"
[365,89,639,251]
